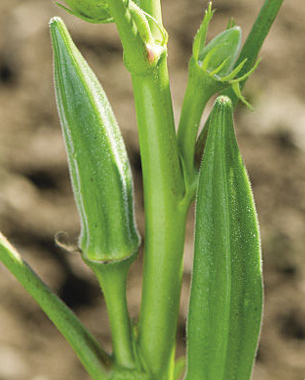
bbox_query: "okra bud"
[56,0,113,23]
[198,26,241,76]
[185,96,263,380]
[50,17,140,262]
[190,2,260,108]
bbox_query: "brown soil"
[0,0,304,379]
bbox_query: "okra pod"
[185,96,263,380]
[50,17,140,263]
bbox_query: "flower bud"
[189,3,260,109]
[198,26,242,77]
[56,0,113,23]
[50,17,140,262]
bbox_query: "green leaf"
[0,232,111,380]
[185,96,263,380]
[50,17,140,262]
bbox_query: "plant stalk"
[103,0,190,377]
[131,57,187,379]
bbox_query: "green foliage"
[0,232,111,380]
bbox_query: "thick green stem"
[0,233,111,380]
[87,258,136,370]
[105,1,188,377]
[131,57,187,379]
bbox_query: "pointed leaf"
[0,232,111,380]
[193,2,214,62]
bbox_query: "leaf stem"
[0,233,111,380]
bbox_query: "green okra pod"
[185,96,263,380]
[50,17,140,263]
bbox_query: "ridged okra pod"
[185,96,263,380]
[51,17,141,371]
[50,17,140,263]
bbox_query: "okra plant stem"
[131,57,187,378]
[105,0,188,376]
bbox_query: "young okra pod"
[185,96,263,380]
[50,17,140,263]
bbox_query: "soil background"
[0,0,305,379]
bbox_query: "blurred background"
[0,0,304,379]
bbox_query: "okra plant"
[0,1,284,379]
